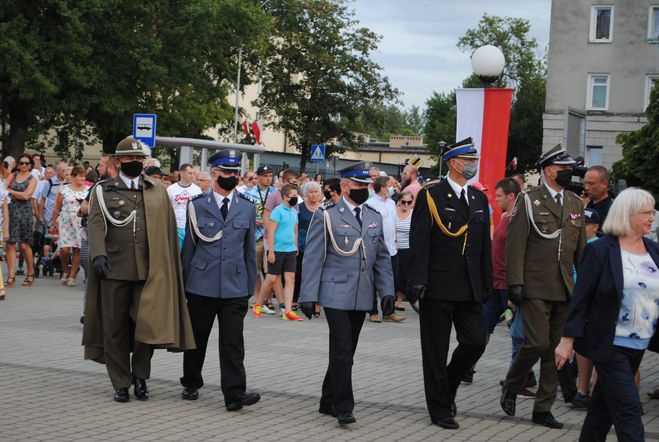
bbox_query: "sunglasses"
[399,200,413,205]
[19,161,31,166]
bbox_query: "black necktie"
[460,189,469,211]
[221,197,229,219]
[555,193,562,207]
[130,180,136,190]
[354,207,362,228]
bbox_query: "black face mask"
[287,196,298,206]
[323,190,332,200]
[217,175,239,191]
[349,188,370,205]
[554,169,573,188]
[120,161,143,178]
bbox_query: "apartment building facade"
[543,0,659,168]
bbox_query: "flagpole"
[232,47,242,144]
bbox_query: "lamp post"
[232,1,271,143]
[470,44,506,87]
[437,140,446,177]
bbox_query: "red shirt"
[492,212,511,290]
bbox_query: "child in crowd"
[253,184,302,321]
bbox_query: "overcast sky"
[351,0,552,109]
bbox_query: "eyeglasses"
[19,162,31,166]
[399,200,413,205]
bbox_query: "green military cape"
[82,175,195,363]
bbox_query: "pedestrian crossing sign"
[311,144,325,162]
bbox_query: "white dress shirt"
[119,172,140,189]
[365,193,397,256]
[446,175,470,206]
[213,190,234,215]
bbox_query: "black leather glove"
[93,256,111,280]
[407,284,426,304]
[509,285,524,306]
[381,296,395,316]
[300,302,315,320]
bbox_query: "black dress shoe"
[181,387,199,400]
[500,384,517,416]
[226,391,261,411]
[432,417,459,430]
[113,387,129,402]
[133,377,149,400]
[337,412,356,425]
[461,369,474,384]
[532,412,563,429]
[319,404,336,417]
[450,402,457,417]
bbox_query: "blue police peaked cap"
[209,149,242,171]
[443,137,479,161]
[338,161,373,183]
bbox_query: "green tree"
[423,91,456,175]
[255,0,398,171]
[1,1,269,157]
[611,88,659,197]
[352,104,417,142]
[0,1,99,158]
[456,14,546,174]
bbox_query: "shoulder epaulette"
[423,179,441,189]
[320,202,335,210]
[237,192,254,204]
[190,192,207,202]
[363,204,380,215]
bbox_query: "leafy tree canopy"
[255,0,398,171]
[612,88,659,199]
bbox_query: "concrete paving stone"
[2,274,659,441]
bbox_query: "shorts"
[255,239,267,274]
[268,251,297,275]
[482,289,509,334]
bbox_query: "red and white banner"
[456,88,514,225]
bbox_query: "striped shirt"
[395,211,412,250]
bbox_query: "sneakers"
[283,311,303,321]
[261,304,276,315]
[252,304,263,318]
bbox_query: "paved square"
[1,274,658,441]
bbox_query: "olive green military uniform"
[87,177,153,389]
[504,183,586,412]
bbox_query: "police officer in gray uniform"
[179,149,260,412]
[299,161,395,425]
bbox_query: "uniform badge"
[471,195,475,200]
[447,193,452,198]
[118,200,125,206]
[368,223,378,228]
[533,200,541,206]
[344,236,349,246]
[113,211,121,218]
[511,206,518,217]
[339,207,344,213]
[569,212,581,220]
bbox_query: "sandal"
[22,274,35,288]
[5,276,15,288]
[313,305,321,318]
[0,289,5,300]
[66,277,77,287]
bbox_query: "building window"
[648,7,659,41]
[590,6,614,42]
[645,75,659,110]
[586,146,603,167]
[587,74,610,110]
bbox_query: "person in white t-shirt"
[166,163,202,248]
[30,154,46,180]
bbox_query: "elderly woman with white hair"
[293,180,323,314]
[555,187,659,442]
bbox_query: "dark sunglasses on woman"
[399,200,413,205]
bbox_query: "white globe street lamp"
[471,45,506,86]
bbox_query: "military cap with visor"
[443,137,480,161]
[536,143,577,170]
[114,136,150,157]
[338,161,373,184]
[209,149,242,171]
[256,165,272,175]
